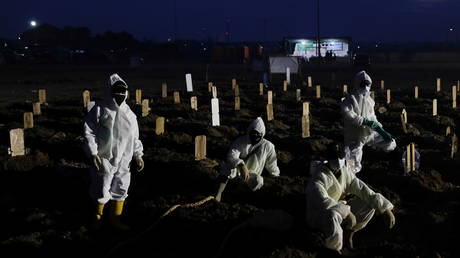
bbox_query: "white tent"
[269,56,299,74]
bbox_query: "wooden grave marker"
[307,76,312,87]
[296,89,301,102]
[232,78,237,90]
[414,86,419,99]
[302,115,310,138]
[234,96,240,111]
[135,89,142,104]
[343,84,348,94]
[315,85,321,99]
[268,90,273,104]
[436,78,441,92]
[433,99,437,116]
[380,80,385,91]
[266,104,274,121]
[155,116,165,135]
[186,73,193,92]
[283,80,288,92]
[211,98,220,126]
[24,112,34,129]
[405,143,416,173]
[401,109,408,133]
[195,135,207,160]
[83,90,91,108]
[142,99,150,117]
[39,89,46,104]
[452,85,457,108]
[234,84,240,97]
[33,102,41,115]
[386,89,391,104]
[162,83,168,98]
[259,83,264,96]
[191,96,198,111]
[212,86,217,98]
[173,91,181,104]
[451,134,458,159]
[9,128,25,157]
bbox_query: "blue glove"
[362,118,379,129]
[375,126,393,141]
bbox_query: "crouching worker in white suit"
[84,73,144,230]
[215,117,280,202]
[305,143,395,253]
[341,70,396,173]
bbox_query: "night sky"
[2,0,459,43]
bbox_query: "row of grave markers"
[10,76,459,159]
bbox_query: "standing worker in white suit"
[84,73,144,230]
[341,70,396,173]
[215,117,280,202]
[305,143,395,253]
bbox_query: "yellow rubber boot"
[96,203,104,220]
[91,203,105,230]
[109,201,130,230]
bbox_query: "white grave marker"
[186,73,193,92]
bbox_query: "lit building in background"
[284,37,351,59]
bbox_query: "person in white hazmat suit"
[84,73,144,230]
[341,70,396,173]
[215,117,280,202]
[305,143,395,253]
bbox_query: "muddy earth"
[0,63,459,258]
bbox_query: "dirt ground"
[0,62,459,258]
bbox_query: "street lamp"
[30,20,37,27]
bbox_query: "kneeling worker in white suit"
[341,70,396,173]
[215,117,280,202]
[84,73,144,230]
[305,143,395,253]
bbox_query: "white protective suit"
[84,74,144,204]
[341,71,396,173]
[220,117,280,191]
[306,160,393,251]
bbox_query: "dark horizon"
[2,1,459,44]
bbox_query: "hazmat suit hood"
[107,73,128,107]
[352,71,372,94]
[247,117,266,137]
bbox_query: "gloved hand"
[361,118,379,129]
[92,154,102,171]
[383,209,395,229]
[238,163,250,182]
[375,126,394,142]
[135,156,144,172]
[343,211,357,230]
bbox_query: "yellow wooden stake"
[83,90,91,108]
[259,83,264,96]
[303,102,310,116]
[234,84,240,97]
[343,84,348,94]
[135,89,142,104]
[266,104,274,121]
[39,89,46,104]
[235,96,240,111]
[316,85,321,99]
[155,116,165,135]
[436,78,441,92]
[232,78,237,89]
[33,102,41,115]
[195,135,207,160]
[380,80,385,91]
[302,115,310,138]
[386,89,391,104]
[174,91,181,104]
[24,112,34,129]
[414,86,419,99]
[283,80,288,92]
[142,99,150,117]
[268,90,273,104]
[452,85,457,108]
[433,99,437,116]
[307,76,312,87]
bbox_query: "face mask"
[249,133,262,145]
[113,93,126,106]
[358,86,370,95]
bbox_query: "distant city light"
[357,46,360,49]
[30,20,37,27]
[301,41,306,45]
[449,28,454,31]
